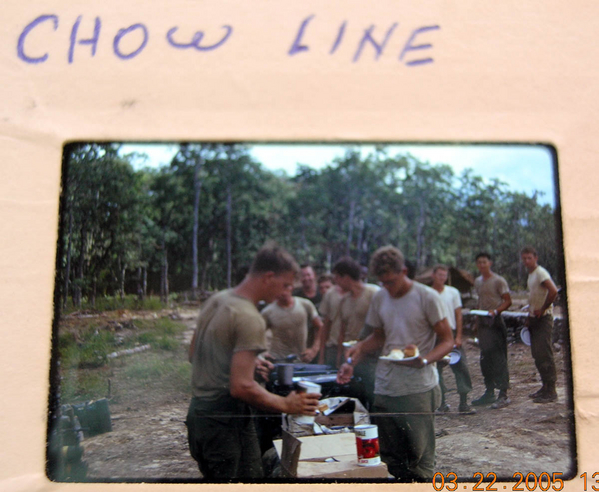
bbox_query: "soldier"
[333,257,379,408]
[431,265,475,415]
[317,273,334,297]
[471,252,513,409]
[521,246,559,403]
[337,246,453,480]
[261,284,323,363]
[186,244,320,479]
[293,264,322,356]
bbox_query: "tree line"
[56,143,559,309]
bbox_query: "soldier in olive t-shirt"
[339,283,380,343]
[186,245,320,479]
[318,285,346,367]
[471,253,512,409]
[187,290,268,479]
[337,246,454,481]
[262,296,320,361]
[190,290,267,400]
[521,247,559,403]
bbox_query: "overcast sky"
[119,143,556,207]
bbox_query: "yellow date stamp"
[432,472,570,491]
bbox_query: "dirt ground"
[77,308,575,483]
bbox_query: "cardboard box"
[273,431,389,478]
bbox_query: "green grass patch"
[58,316,186,370]
[63,295,166,314]
[154,317,186,336]
[154,336,180,351]
[132,318,186,351]
[60,367,110,404]
[123,354,191,391]
[58,328,116,369]
[136,331,158,345]
[56,313,189,405]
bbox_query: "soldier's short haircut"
[370,246,405,277]
[332,256,361,281]
[433,264,449,274]
[520,246,538,257]
[249,242,299,276]
[318,273,333,284]
[475,252,492,261]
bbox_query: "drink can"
[354,424,381,466]
[293,380,321,424]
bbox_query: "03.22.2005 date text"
[432,472,571,491]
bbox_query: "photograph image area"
[47,142,574,483]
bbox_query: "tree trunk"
[192,155,205,294]
[137,266,144,301]
[356,218,366,263]
[200,239,212,291]
[492,211,497,256]
[119,257,126,301]
[226,184,232,289]
[416,198,426,269]
[62,208,73,310]
[137,238,144,301]
[160,238,169,304]
[74,223,87,308]
[346,199,356,256]
[142,267,147,298]
[90,277,97,307]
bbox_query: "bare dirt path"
[80,311,575,482]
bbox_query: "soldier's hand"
[255,357,274,382]
[454,335,463,348]
[336,363,354,384]
[262,352,276,362]
[346,343,362,360]
[300,347,318,363]
[401,356,427,369]
[284,391,321,415]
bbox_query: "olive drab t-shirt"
[365,282,445,397]
[339,283,380,343]
[474,273,510,311]
[318,287,346,347]
[190,290,267,400]
[261,297,318,359]
[527,265,554,316]
[292,288,322,347]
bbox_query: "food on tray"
[403,344,419,358]
[387,349,405,360]
[317,403,329,413]
[383,345,420,360]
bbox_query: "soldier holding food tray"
[337,245,453,481]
